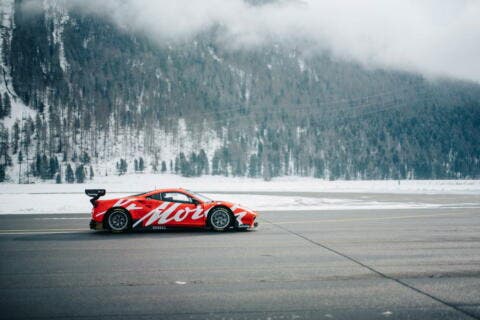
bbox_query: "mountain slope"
[0,0,479,182]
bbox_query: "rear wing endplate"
[85,189,106,205]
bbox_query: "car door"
[134,192,167,228]
[159,192,204,227]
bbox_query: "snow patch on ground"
[0,174,478,214]
[1,174,479,194]
[1,97,37,128]
[0,192,446,215]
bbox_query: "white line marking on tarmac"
[33,217,89,220]
[0,228,88,235]
[273,211,475,225]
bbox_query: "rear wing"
[85,189,106,205]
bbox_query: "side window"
[162,192,193,204]
[147,193,163,201]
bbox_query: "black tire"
[106,208,131,233]
[208,207,233,232]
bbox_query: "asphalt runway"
[1,195,479,319]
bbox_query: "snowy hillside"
[1,0,479,184]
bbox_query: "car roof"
[142,188,190,196]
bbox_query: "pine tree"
[11,121,19,154]
[248,154,258,177]
[0,94,3,118]
[188,152,197,176]
[161,161,167,173]
[212,153,220,175]
[313,158,325,178]
[49,157,58,179]
[0,165,5,182]
[75,165,85,183]
[174,157,179,174]
[179,152,190,177]
[0,127,10,167]
[55,172,62,184]
[65,164,74,183]
[139,157,144,172]
[33,153,41,177]
[40,154,49,179]
[151,155,159,172]
[134,159,138,172]
[89,166,94,180]
[80,152,90,164]
[3,94,11,118]
[117,159,127,175]
[1,33,8,67]
[16,150,22,183]
[262,156,272,181]
[198,149,209,175]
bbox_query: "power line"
[156,82,431,122]
[200,89,434,127]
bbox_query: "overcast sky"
[69,0,480,82]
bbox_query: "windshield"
[188,191,213,203]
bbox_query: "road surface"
[0,194,479,319]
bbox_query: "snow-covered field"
[0,192,449,215]
[2,174,480,194]
[0,174,479,214]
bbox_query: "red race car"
[86,188,258,232]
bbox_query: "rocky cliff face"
[0,0,479,182]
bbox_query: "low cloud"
[63,0,480,82]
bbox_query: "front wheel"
[208,207,233,232]
[106,209,131,232]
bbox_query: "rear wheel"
[208,207,232,232]
[106,209,131,232]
